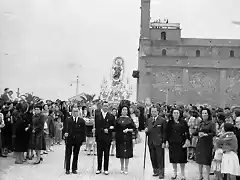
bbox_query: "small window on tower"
[161,32,166,40]
[196,50,200,57]
[162,49,167,56]
[230,50,235,57]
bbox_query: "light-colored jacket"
[218,132,238,153]
[0,113,5,132]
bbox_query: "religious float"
[99,57,132,106]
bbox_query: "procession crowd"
[0,87,240,180]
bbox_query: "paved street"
[0,132,212,180]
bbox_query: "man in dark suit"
[93,101,115,175]
[64,107,86,174]
[145,105,167,179]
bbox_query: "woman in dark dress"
[31,104,45,164]
[166,108,190,180]
[1,108,12,155]
[193,107,216,180]
[115,105,136,174]
[12,102,29,164]
[25,105,34,159]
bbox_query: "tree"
[82,93,96,103]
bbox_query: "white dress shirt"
[101,109,107,119]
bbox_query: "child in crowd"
[47,110,55,151]
[55,116,63,145]
[0,113,5,157]
[188,110,201,160]
[83,106,95,155]
[130,106,139,149]
[43,118,49,153]
[110,108,117,156]
[218,123,240,180]
[211,138,224,180]
[85,117,94,155]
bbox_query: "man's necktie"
[152,117,155,125]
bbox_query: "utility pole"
[76,76,79,95]
[16,88,20,97]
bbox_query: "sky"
[0,0,240,101]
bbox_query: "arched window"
[230,50,235,57]
[196,50,200,57]
[161,32,166,40]
[162,49,167,56]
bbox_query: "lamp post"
[76,76,79,96]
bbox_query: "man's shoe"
[153,173,159,176]
[72,170,78,174]
[96,170,101,174]
[104,171,109,175]
[159,174,165,179]
[153,168,160,176]
[65,171,70,175]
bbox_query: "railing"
[150,22,180,29]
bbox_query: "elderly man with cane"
[64,107,86,174]
[144,105,167,179]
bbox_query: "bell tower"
[140,0,150,39]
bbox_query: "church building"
[133,0,240,107]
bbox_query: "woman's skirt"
[169,142,188,163]
[116,142,133,159]
[31,132,44,150]
[221,151,240,176]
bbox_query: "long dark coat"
[25,111,33,149]
[193,120,216,166]
[166,119,190,164]
[47,115,55,138]
[12,110,29,152]
[115,116,136,159]
[31,113,45,150]
[1,112,12,149]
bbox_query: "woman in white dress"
[218,123,240,180]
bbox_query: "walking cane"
[143,133,148,172]
[92,119,96,174]
[64,137,67,170]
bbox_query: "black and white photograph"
[0,0,240,180]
